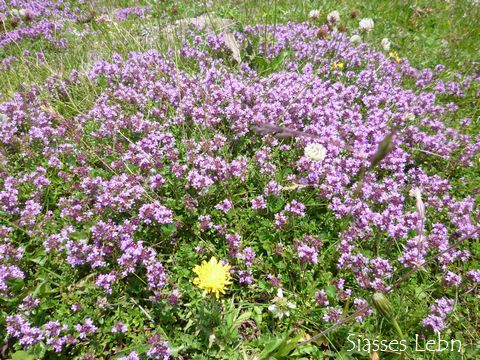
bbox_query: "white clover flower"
[18,8,27,18]
[405,112,415,121]
[304,143,327,162]
[308,10,320,20]
[359,18,374,32]
[268,288,296,319]
[327,10,340,24]
[409,187,421,198]
[381,38,391,51]
[349,34,362,44]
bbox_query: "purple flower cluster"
[0,2,155,50]
[112,321,128,333]
[323,307,343,323]
[0,19,478,356]
[284,200,306,217]
[147,334,172,359]
[467,269,480,283]
[422,298,455,333]
[6,316,72,352]
[75,318,97,339]
[6,315,44,348]
[120,352,141,360]
[297,243,318,264]
[139,201,174,225]
[251,195,267,210]
[0,0,83,48]
[0,226,24,296]
[315,290,329,306]
[114,6,152,21]
[295,234,323,265]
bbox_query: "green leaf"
[253,306,263,326]
[268,50,290,73]
[29,342,47,359]
[235,311,252,325]
[258,336,285,359]
[325,285,337,299]
[161,223,177,237]
[275,332,303,357]
[10,351,36,360]
[7,278,24,293]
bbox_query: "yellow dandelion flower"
[389,51,400,62]
[332,61,344,70]
[193,257,232,299]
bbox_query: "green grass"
[1,1,479,359]
[1,0,479,96]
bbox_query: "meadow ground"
[0,1,479,359]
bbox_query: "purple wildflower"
[112,321,128,333]
[315,290,329,306]
[75,318,97,339]
[147,334,171,359]
[297,244,318,265]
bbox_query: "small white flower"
[349,34,362,44]
[304,143,327,162]
[405,112,415,121]
[308,10,321,20]
[18,8,27,18]
[327,10,340,24]
[268,288,296,319]
[409,187,421,198]
[381,38,391,51]
[359,18,374,32]
[268,304,277,312]
[409,187,425,220]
